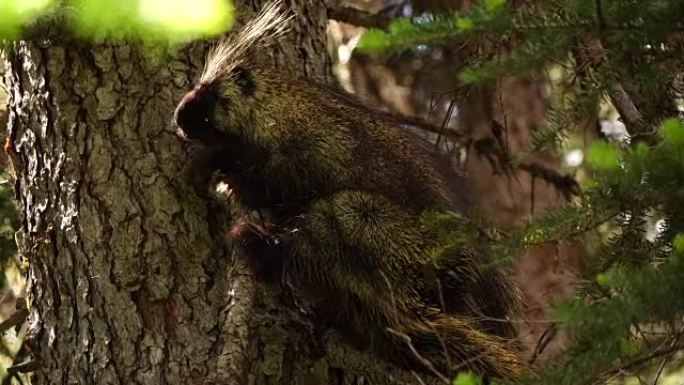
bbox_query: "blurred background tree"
[349,0,684,384]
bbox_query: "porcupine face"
[173,1,353,207]
[174,67,256,144]
[174,0,288,146]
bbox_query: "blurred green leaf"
[674,234,684,253]
[358,29,390,52]
[619,339,639,358]
[71,0,134,39]
[458,67,481,84]
[553,298,580,326]
[453,372,483,385]
[596,272,611,286]
[138,0,234,38]
[586,141,620,171]
[634,141,650,159]
[660,118,684,147]
[455,17,474,31]
[2,0,234,40]
[485,0,506,12]
[0,0,53,38]
[388,18,413,35]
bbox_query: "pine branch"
[603,343,684,379]
[472,134,580,198]
[517,162,581,198]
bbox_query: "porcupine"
[173,1,523,379]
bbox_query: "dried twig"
[411,371,429,385]
[603,343,684,378]
[0,309,28,335]
[386,328,451,384]
[651,331,682,385]
[6,360,39,374]
[517,162,581,198]
[472,134,581,198]
[529,324,558,364]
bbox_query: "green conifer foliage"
[363,1,684,383]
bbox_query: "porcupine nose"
[174,88,217,138]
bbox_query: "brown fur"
[173,3,524,379]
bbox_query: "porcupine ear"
[199,0,293,85]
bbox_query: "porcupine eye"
[232,67,256,96]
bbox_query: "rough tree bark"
[3,2,433,384]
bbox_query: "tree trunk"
[4,2,428,384]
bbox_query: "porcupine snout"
[174,86,218,141]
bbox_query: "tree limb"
[327,6,393,29]
[0,309,28,335]
[603,343,684,378]
[386,328,451,384]
[6,360,39,375]
[580,38,653,139]
[325,331,445,385]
